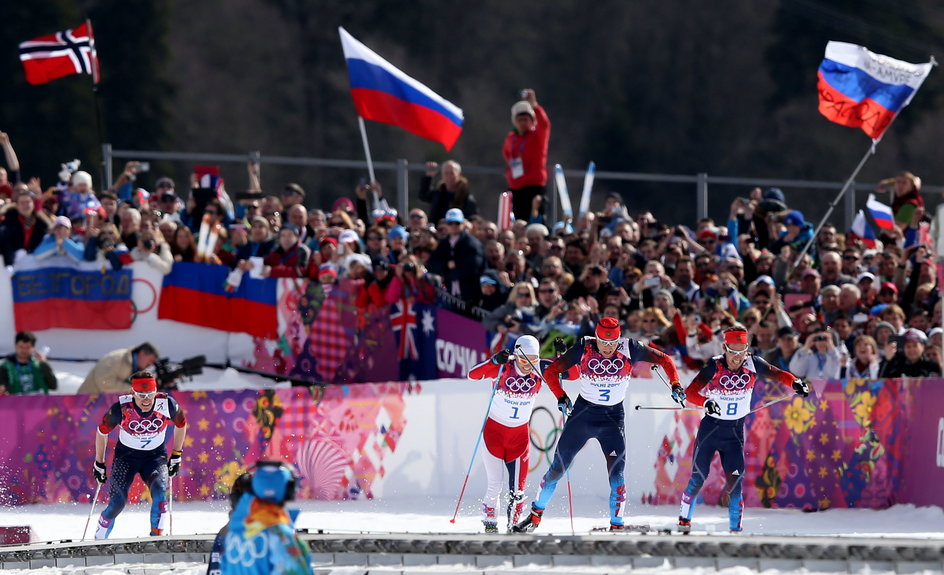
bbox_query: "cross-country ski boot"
[506,490,526,531]
[512,504,543,533]
[678,517,692,534]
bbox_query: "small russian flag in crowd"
[851,210,877,248]
[340,27,464,151]
[866,194,895,231]
[817,41,933,139]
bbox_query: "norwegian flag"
[19,22,99,85]
[390,297,418,360]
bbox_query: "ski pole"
[561,411,575,537]
[516,346,575,536]
[749,393,794,415]
[634,405,702,411]
[449,363,503,524]
[82,482,102,541]
[168,474,173,536]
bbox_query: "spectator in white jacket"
[789,328,845,380]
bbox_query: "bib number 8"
[726,402,737,416]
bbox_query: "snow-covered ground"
[0,497,941,574]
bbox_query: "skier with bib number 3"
[513,317,684,532]
[676,325,808,534]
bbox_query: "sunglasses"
[329,221,344,226]
[134,391,156,399]
[752,299,769,305]
[367,236,382,241]
[539,288,556,294]
[516,292,531,297]
[843,255,859,261]
[723,344,749,355]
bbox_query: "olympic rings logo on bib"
[719,373,752,390]
[503,376,536,393]
[587,358,625,375]
[127,418,164,434]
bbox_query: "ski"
[590,524,653,533]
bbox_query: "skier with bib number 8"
[677,325,807,533]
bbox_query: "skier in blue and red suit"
[513,316,685,532]
[92,371,188,538]
[677,325,808,533]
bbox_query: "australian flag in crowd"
[390,298,437,381]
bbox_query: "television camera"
[154,355,206,391]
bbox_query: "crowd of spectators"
[0,94,941,388]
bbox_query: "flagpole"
[792,143,875,269]
[86,17,107,189]
[357,116,376,183]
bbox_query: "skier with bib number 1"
[513,317,685,532]
[676,325,808,534]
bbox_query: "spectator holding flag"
[875,171,923,228]
[503,89,550,223]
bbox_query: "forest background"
[2,0,943,226]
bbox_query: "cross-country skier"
[514,316,685,532]
[467,335,550,533]
[92,371,188,538]
[676,325,808,533]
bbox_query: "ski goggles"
[723,344,749,356]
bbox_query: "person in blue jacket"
[220,461,312,575]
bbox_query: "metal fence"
[102,144,943,232]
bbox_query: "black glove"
[492,349,511,365]
[792,378,810,398]
[557,394,574,418]
[553,337,568,356]
[671,384,686,407]
[93,460,107,484]
[167,450,183,477]
[705,399,721,416]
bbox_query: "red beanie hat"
[595,317,621,341]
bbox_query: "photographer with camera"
[77,342,161,395]
[130,224,173,275]
[788,327,844,380]
[879,328,941,377]
[83,220,130,270]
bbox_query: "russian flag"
[12,267,132,331]
[866,194,895,231]
[158,262,277,339]
[817,41,933,139]
[850,210,877,248]
[340,27,463,151]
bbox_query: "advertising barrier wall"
[0,377,939,511]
